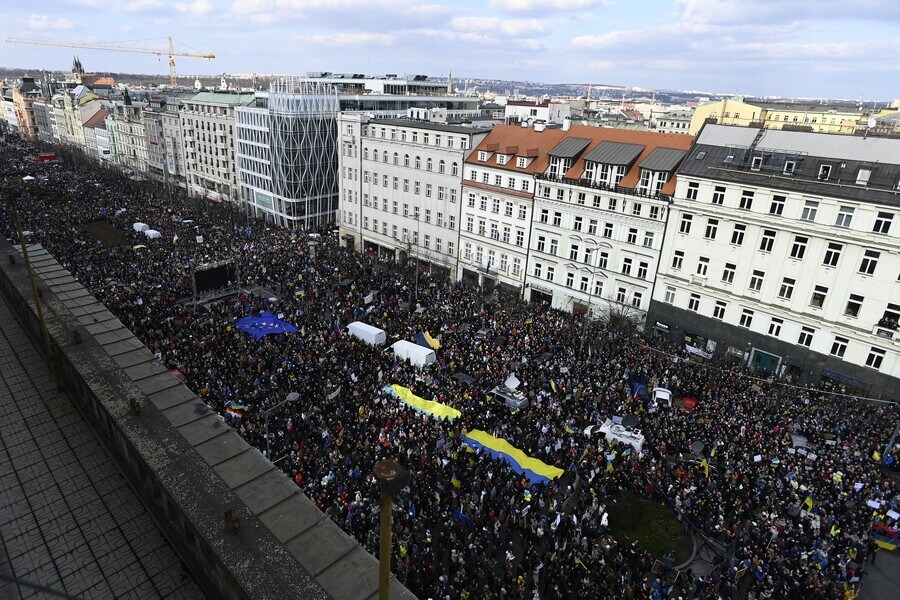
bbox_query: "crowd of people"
[2,136,898,600]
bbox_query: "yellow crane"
[4,37,215,86]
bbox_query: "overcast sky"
[2,0,898,100]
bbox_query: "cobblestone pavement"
[0,296,205,600]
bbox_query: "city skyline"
[1,0,898,99]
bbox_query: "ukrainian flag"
[803,495,814,511]
[424,331,441,350]
[384,385,461,421]
[463,430,564,485]
[451,473,461,488]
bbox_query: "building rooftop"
[186,92,256,106]
[0,292,203,600]
[369,117,490,135]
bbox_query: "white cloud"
[490,0,607,12]
[588,60,615,70]
[70,0,164,11]
[175,0,215,17]
[28,14,75,30]
[450,16,552,37]
[300,32,396,46]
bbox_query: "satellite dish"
[867,117,876,129]
[690,441,705,455]
[622,415,639,429]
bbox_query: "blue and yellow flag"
[424,331,441,350]
[463,430,564,484]
[451,472,461,488]
[384,385,461,420]
[701,458,709,478]
[803,495,814,511]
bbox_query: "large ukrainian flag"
[462,429,564,484]
[384,385,461,421]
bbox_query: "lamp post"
[263,392,299,460]
[373,459,409,600]
[580,240,611,352]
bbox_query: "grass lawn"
[606,492,684,557]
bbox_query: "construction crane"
[5,37,215,86]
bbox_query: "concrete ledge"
[0,238,417,600]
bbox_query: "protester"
[2,138,897,600]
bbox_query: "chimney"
[534,122,546,132]
[562,118,572,131]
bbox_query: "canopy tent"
[235,312,298,339]
[132,222,149,232]
[144,229,161,239]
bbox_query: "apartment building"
[459,124,568,295]
[107,94,148,177]
[180,91,254,203]
[649,124,900,398]
[337,113,488,280]
[527,127,693,317]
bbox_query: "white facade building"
[337,114,488,280]
[504,100,571,125]
[107,96,148,176]
[654,108,694,134]
[459,124,568,295]
[527,127,693,318]
[649,124,900,398]
[180,91,254,204]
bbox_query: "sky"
[2,0,899,100]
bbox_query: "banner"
[462,429,564,485]
[235,312,298,339]
[384,384,461,421]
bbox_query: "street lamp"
[580,240,611,352]
[373,459,409,600]
[263,392,300,460]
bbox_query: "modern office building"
[337,112,489,281]
[649,124,900,398]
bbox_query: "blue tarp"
[235,312,298,339]
[415,332,431,349]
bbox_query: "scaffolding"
[268,77,340,230]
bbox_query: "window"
[859,250,879,276]
[790,236,808,259]
[502,226,510,243]
[616,288,627,303]
[711,186,725,205]
[739,190,754,210]
[516,157,527,168]
[759,229,775,252]
[830,336,848,358]
[603,222,613,238]
[546,266,555,281]
[801,200,818,221]
[539,209,549,223]
[477,151,488,161]
[769,195,785,215]
[866,347,885,370]
[566,272,574,288]
[597,252,609,269]
[688,293,700,312]
[704,218,718,240]
[627,228,638,244]
[749,270,765,292]
[515,230,524,246]
[496,155,507,165]
[820,242,842,267]
[783,160,796,175]
[686,182,699,200]
[535,236,547,253]
[649,205,661,220]
[569,244,580,261]
[512,257,521,275]
[810,285,828,308]
[608,197,618,211]
[637,261,648,280]
[679,214,693,234]
[438,160,445,174]
[778,277,795,300]
[415,156,421,169]
[494,174,502,186]
[553,212,562,227]
[768,318,783,337]
[722,263,736,284]
[425,209,431,223]
[499,254,507,272]
[845,294,863,318]
[873,211,893,234]
[492,198,500,213]
[451,162,459,176]
[672,251,684,270]
[713,301,726,320]
[449,215,456,230]
[697,257,709,277]
[643,231,655,248]
[576,192,586,205]
[518,205,527,220]
[835,205,854,228]
[818,164,832,180]
[466,216,473,232]
[856,168,871,186]
[798,327,814,347]
[588,220,598,235]
[739,309,754,328]
[414,181,421,195]
[664,286,676,304]
[504,201,513,217]
[549,239,558,255]
[573,216,583,232]
[622,257,633,276]
[632,203,642,216]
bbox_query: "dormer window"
[751,156,762,171]
[783,160,796,175]
[818,164,832,180]
[724,154,735,164]
[497,155,507,165]
[516,157,527,168]
[856,168,871,185]
[477,151,488,162]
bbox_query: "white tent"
[133,222,149,232]
[144,229,161,239]
[22,175,36,182]
[391,340,435,367]
[347,321,386,346]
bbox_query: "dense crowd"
[2,137,898,600]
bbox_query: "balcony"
[535,173,671,201]
[873,326,895,341]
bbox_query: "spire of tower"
[447,68,452,94]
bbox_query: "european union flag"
[235,312,298,339]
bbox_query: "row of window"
[467,169,531,192]
[361,218,456,255]
[665,287,888,370]
[363,149,460,175]
[361,196,458,230]
[534,261,646,306]
[467,193,529,219]
[359,125,469,150]
[463,243,521,276]
[477,150,531,169]
[539,186,664,220]
[684,184,895,234]
[465,216,526,247]
[362,172,458,202]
